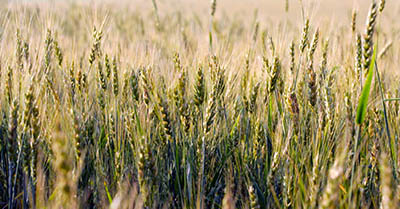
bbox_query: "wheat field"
[1,0,400,208]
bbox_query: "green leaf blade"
[356,44,377,125]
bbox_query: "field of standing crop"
[1,0,400,208]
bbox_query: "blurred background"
[2,0,400,19]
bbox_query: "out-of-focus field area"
[1,0,400,208]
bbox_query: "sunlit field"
[1,0,400,208]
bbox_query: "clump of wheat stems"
[0,1,399,209]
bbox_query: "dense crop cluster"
[0,0,400,208]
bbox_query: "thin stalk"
[196,136,205,209]
[349,125,361,205]
[151,0,160,29]
[374,8,397,181]
[374,61,397,181]
[293,53,304,90]
[173,141,185,207]
[384,98,400,102]
[209,16,214,54]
